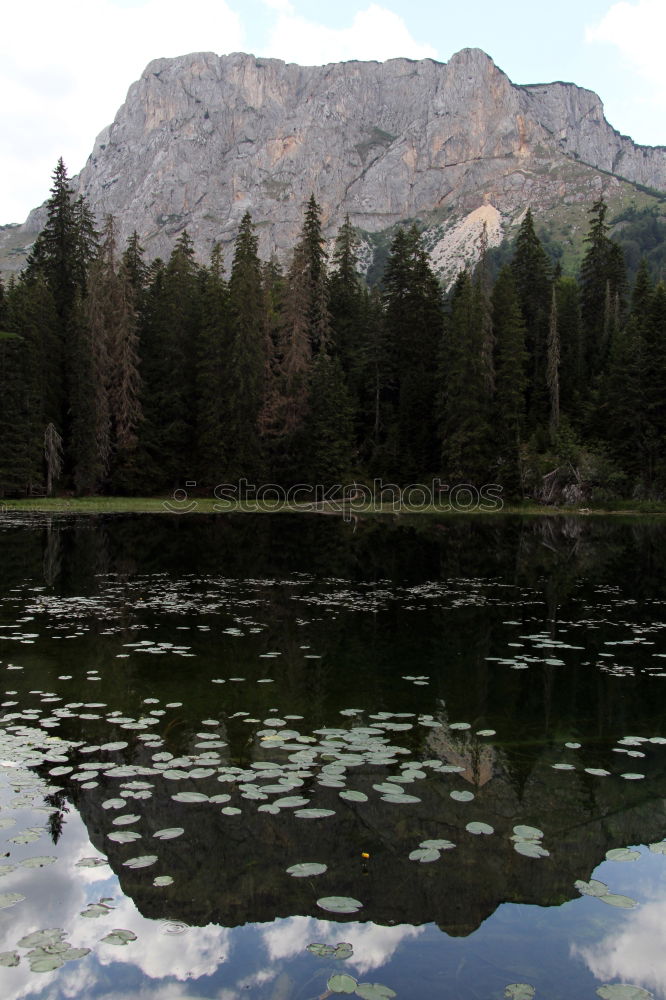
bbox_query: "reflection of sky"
[573,851,666,1000]
[0,775,420,1000]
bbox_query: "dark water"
[1,512,666,1000]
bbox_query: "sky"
[2,0,665,224]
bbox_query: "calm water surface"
[1,512,666,1000]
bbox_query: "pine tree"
[511,208,552,428]
[547,286,560,438]
[226,214,265,479]
[491,266,528,493]
[306,352,355,485]
[580,198,626,377]
[194,242,229,484]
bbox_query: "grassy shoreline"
[2,496,666,517]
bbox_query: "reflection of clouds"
[573,899,666,998]
[0,804,232,1000]
[263,915,423,975]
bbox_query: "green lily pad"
[513,826,543,840]
[153,875,174,886]
[153,827,185,840]
[380,794,420,804]
[108,830,141,843]
[80,902,112,918]
[122,855,157,869]
[102,929,137,946]
[514,841,549,858]
[339,790,368,802]
[466,822,494,835]
[420,839,455,850]
[28,954,64,973]
[598,893,637,908]
[0,951,19,967]
[317,896,363,914]
[295,808,336,818]
[20,856,57,869]
[0,892,25,909]
[450,790,474,802]
[649,841,666,854]
[286,863,328,877]
[575,878,609,897]
[307,942,336,957]
[606,848,641,862]
[596,986,654,999]
[409,848,440,863]
[355,984,397,999]
[17,929,64,948]
[171,791,209,803]
[76,856,108,868]
[327,973,357,993]
[504,986,536,1000]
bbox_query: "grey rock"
[13,48,666,276]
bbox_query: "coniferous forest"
[1,159,665,503]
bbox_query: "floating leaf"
[18,929,64,949]
[108,830,141,843]
[598,893,637,909]
[295,808,336,819]
[513,826,543,840]
[153,875,174,886]
[466,822,494,835]
[327,973,357,993]
[575,878,609,897]
[380,794,420,804]
[514,841,549,859]
[286,863,327,877]
[153,828,184,840]
[585,768,610,777]
[649,841,666,854]
[355,985,397,1000]
[317,896,363,914]
[171,791,209,803]
[0,892,25,909]
[596,986,654,999]
[122,855,157,869]
[504,986,536,1000]
[0,951,19,967]
[620,773,645,781]
[339,790,368,802]
[450,790,474,802]
[20,856,57,869]
[606,848,641,862]
[307,942,335,957]
[420,839,455,850]
[409,848,440,863]
[102,929,137,946]
[80,902,112,918]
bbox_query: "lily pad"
[295,808,336,819]
[317,895,363,914]
[339,790,368,802]
[101,929,137,946]
[504,986,536,1000]
[596,987,654,999]
[153,875,174,886]
[286,862,328,877]
[153,827,184,840]
[122,855,158,869]
[171,791,209,803]
[0,892,25,909]
[355,985,397,1000]
[20,856,57,868]
[575,878,609,897]
[409,848,440,862]
[649,841,666,854]
[307,942,335,957]
[466,822,494,835]
[327,973,357,994]
[420,839,455,850]
[18,929,64,948]
[598,893,637,908]
[0,951,19,967]
[108,830,141,843]
[450,790,474,802]
[606,848,641,862]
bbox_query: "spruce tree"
[491,266,528,493]
[511,208,552,429]
[194,242,229,484]
[226,214,265,479]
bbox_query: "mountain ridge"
[3,47,665,280]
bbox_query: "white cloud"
[262,2,437,66]
[0,0,245,223]
[586,2,666,110]
[573,897,666,997]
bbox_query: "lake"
[1,512,665,1000]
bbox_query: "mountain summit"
[5,48,666,278]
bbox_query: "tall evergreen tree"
[194,242,229,484]
[511,208,552,428]
[226,214,265,479]
[491,266,528,493]
[580,198,626,377]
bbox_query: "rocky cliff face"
[9,48,666,279]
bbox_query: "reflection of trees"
[45,790,70,845]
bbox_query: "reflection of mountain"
[63,741,666,938]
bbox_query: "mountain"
[2,48,666,281]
